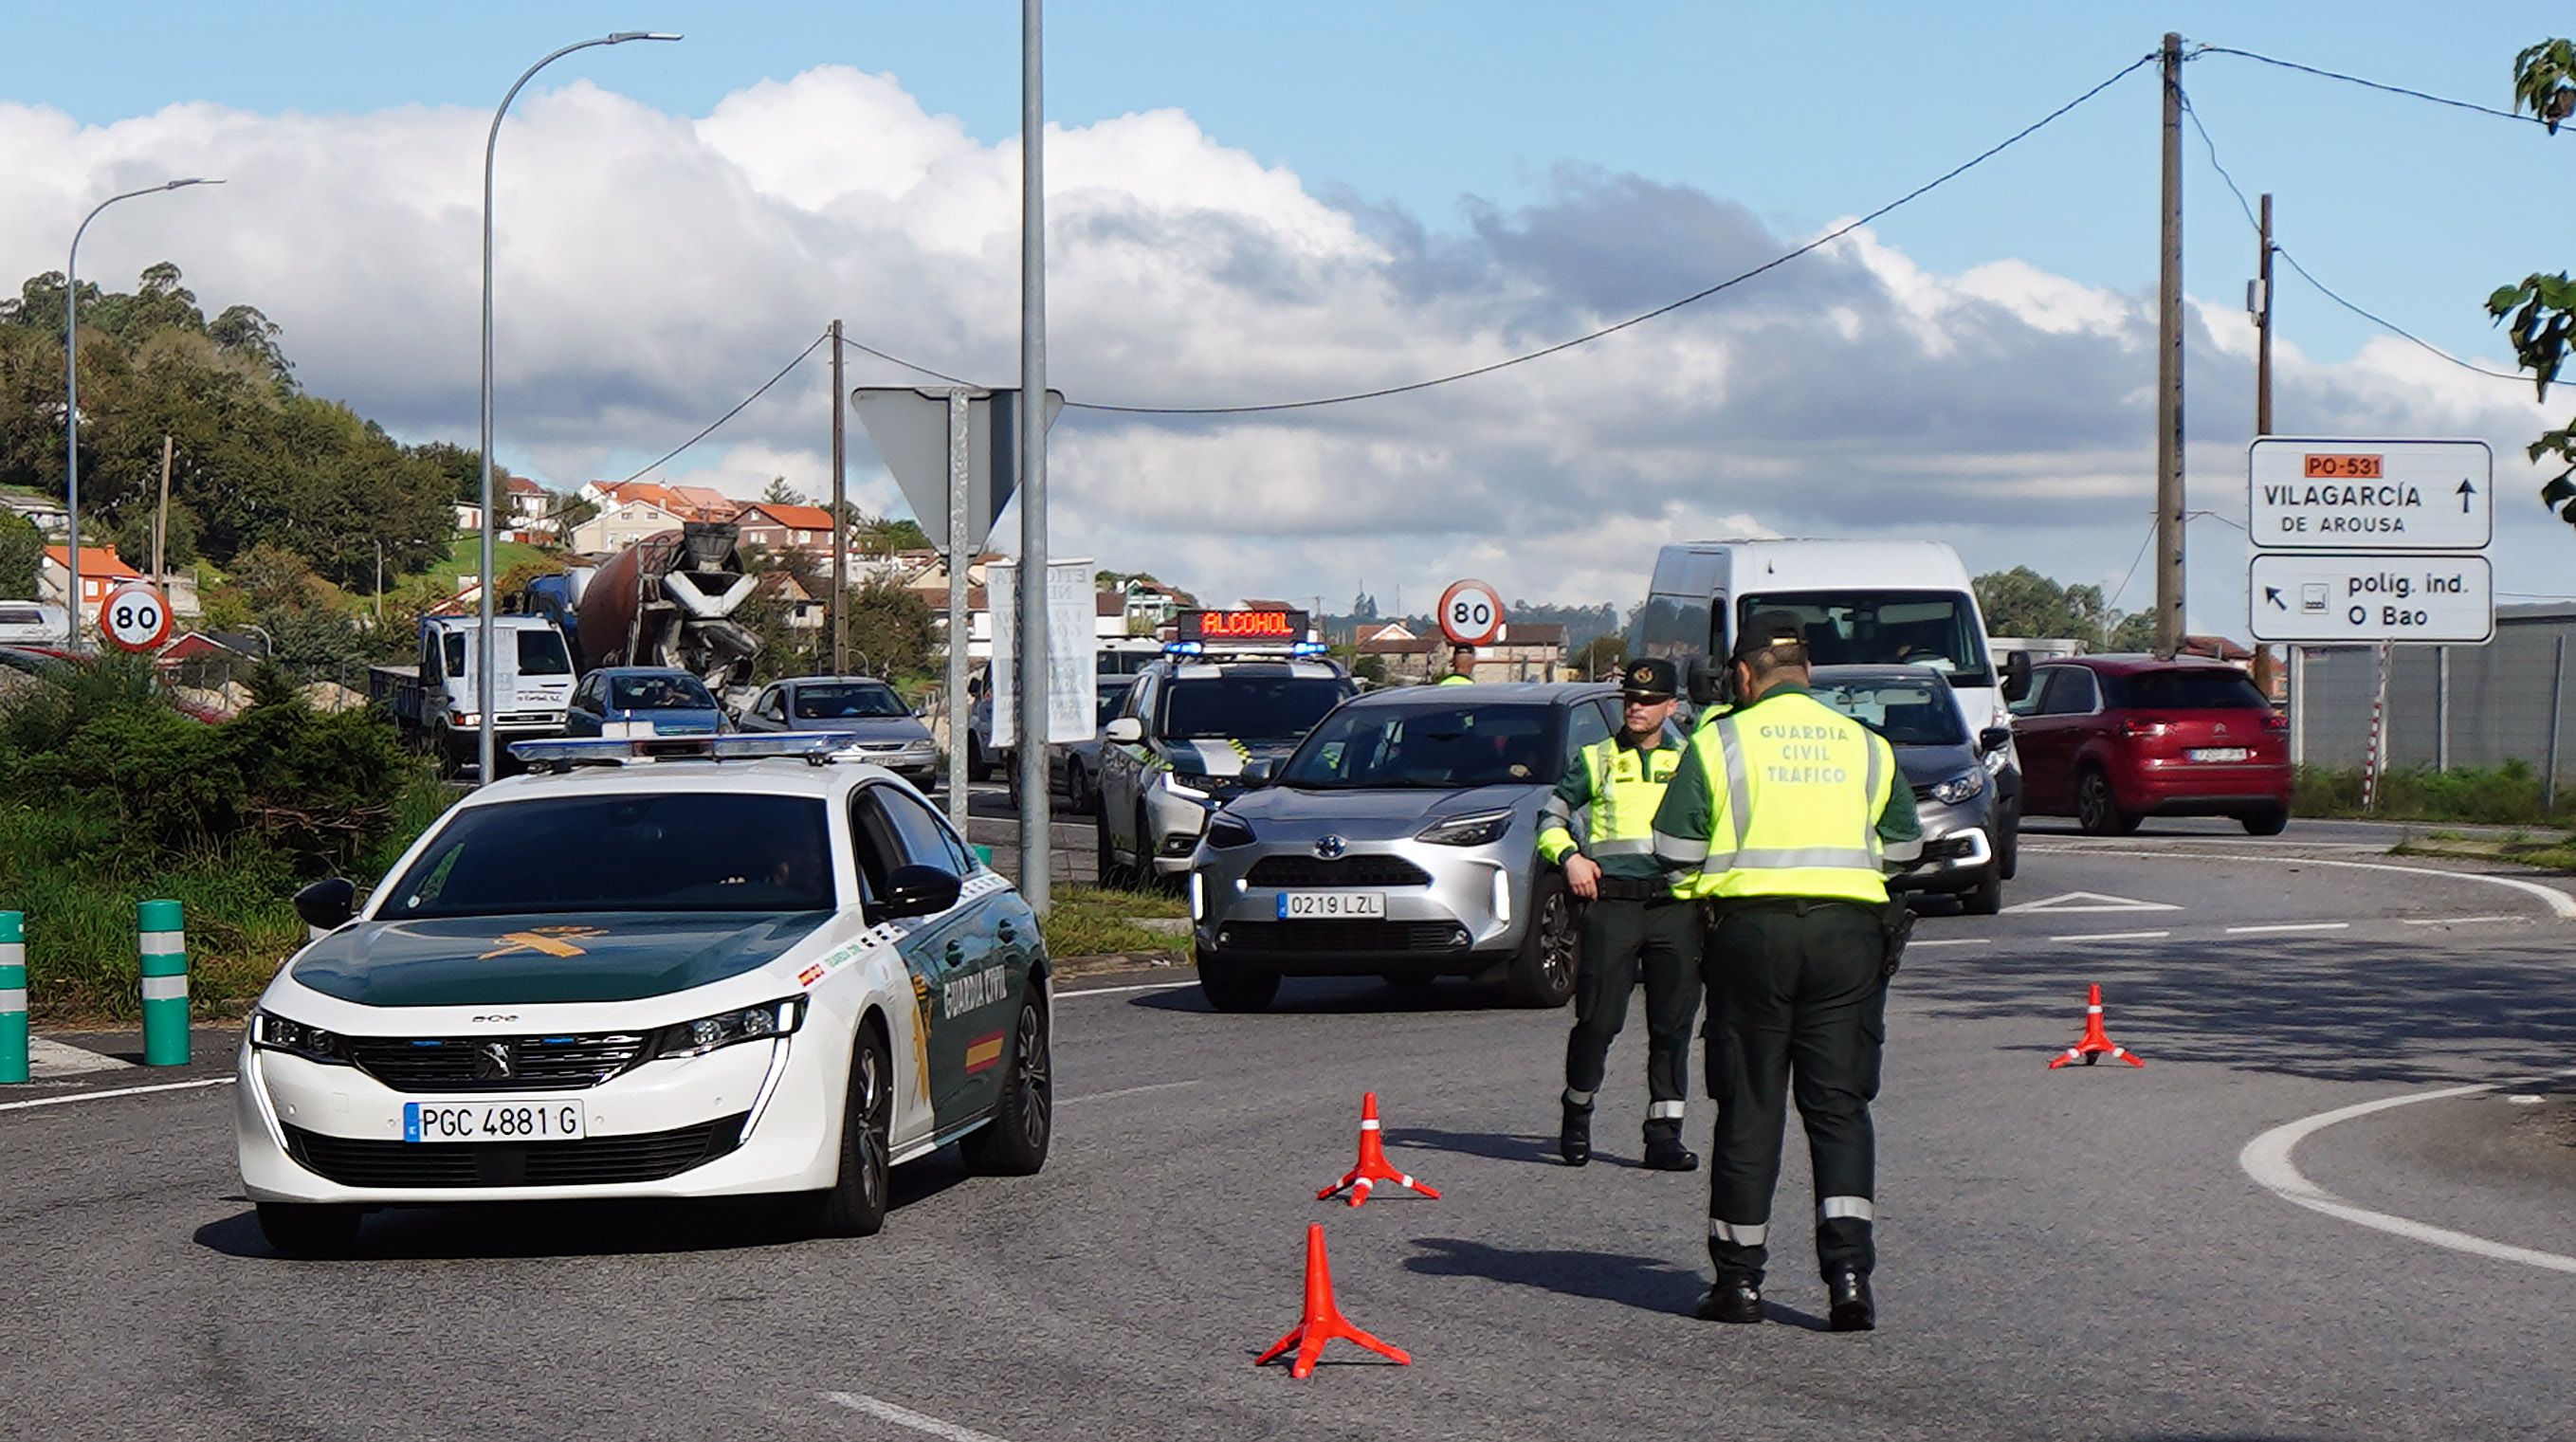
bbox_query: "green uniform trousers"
[1562,894,1703,1141]
[1702,899,1887,1283]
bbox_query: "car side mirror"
[294,877,356,933]
[1685,654,1731,709]
[878,864,962,921]
[1105,717,1143,744]
[1240,758,1274,788]
[1978,725,2012,754]
[2001,649,2033,704]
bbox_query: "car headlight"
[650,997,806,1060]
[1930,768,1987,806]
[1416,809,1514,847]
[1161,771,1211,800]
[250,1009,351,1066]
[1207,815,1257,849]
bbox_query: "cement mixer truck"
[538,520,763,692]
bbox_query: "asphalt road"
[6,839,2573,1440]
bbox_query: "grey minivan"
[1185,683,1620,1013]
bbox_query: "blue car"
[565,667,729,739]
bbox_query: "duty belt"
[1592,875,1682,904]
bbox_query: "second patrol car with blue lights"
[233,732,1050,1254]
[1091,611,1356,886]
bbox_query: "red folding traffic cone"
[1316,1092,1440,1206]
[1255,1224,1413,1378]
[2048,982,2145,1068]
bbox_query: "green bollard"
[1,911,27,1085]
[138,899,190,1067]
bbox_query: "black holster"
[1878,895,1914,979]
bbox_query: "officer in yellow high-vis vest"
[1537,657,1701,1172]
[1436,643,1478,684]
[1652,611,1922,1333]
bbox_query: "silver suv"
[1093,653,1356,885]
[1186,682,1619,1012]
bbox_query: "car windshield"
[793,682,907,720]
[1810,676,1965,745]
[611,674,717,711]
[1160,673,1350,741]
[1280,702,1560,789]
[1095,678,1137,725]
[382,793,834,918]
[1740,591,1992,684]
[2110,669,2269,710]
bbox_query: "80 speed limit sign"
[100,581,173,653]
[1436,578,1507,647]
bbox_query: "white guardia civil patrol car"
[235,734,1050,1254]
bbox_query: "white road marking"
[820,1392,1014,1442]
[1056,1080,1201,1106]
[2401,915,2518,926]
[2238,1070,2576,1276]
[2224,922,2350,936]
[2002,889,2181,915]
[2026,848,2576,919]
[1055,980,1196,1000]
[1908,938,1993,949]
[2047,930,2171,943]
[0,1077,233,1113]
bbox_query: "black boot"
[1559,1101,1592,1166]
[1827,1269,1874,1332]
[1694,1276,1763,1323]
[1641,1133,1699,1172]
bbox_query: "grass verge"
[1039,884,1190,964]
[2391,835,2576,872]
[2295,762,2576,828]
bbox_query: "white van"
[1631,538,2032,878]
[0,601,66,646]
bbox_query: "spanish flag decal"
[963,1031,1007,1074]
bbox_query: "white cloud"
[2,67,2563,636]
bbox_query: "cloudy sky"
[4,1,2568,630]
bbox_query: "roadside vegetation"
[1035,885,1188,966]
[0,652,449,1022]
[2293,762,2576,829]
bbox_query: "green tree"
[2486,39,2576,530]
[2106,611,2156,652]
[1973,567,2113,648]
[1574,633,1626,676]
[843,581,938,680]
[0,511,40,597]
[761,476,808,506]
[106,499,200,574]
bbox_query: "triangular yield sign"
[2001,890,2182,915]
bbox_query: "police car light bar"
[1162,639,1332,661]
[508,732,864,770]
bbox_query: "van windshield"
[1740,592,1992,685]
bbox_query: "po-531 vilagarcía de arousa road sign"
[2248,437,2491,552]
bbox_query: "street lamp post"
[64,177,221,648]
[477,31,680,783]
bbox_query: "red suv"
[2010,656,2290,835]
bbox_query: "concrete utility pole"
[831,318,848,676]
[1016,0,1052,913]
[2153,30,2186,661]
[2254,192,2275,437]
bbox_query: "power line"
[2182,94,2529,384]
[843,336,980,390]
[2108,521,2156,612]
[1065,50,2160,416]
[2193,45,2553,129]
[621,330,831,484]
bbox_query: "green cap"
[0,910,20,943]
[137,899,185,932]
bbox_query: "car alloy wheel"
[963,995,1051,1176]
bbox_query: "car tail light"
[2119,716,2172,739]
[2261,713,2289,732]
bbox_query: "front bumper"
[1143,784,1228,877]
[1891,793,1997,892]
[234,1031,837,1205]
[1189,840,1526,976]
